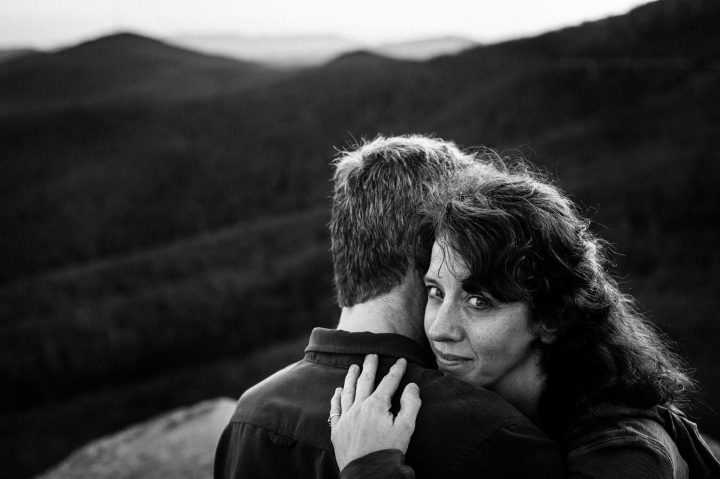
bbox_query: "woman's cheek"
[423,305,437,333]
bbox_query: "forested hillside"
[1,0,719,477]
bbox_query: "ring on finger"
[327,413,341,427]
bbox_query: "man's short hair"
[330,135,473,306]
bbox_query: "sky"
[0,0,654,50]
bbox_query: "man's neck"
[336,277,426,345]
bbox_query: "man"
[214,135,564,478]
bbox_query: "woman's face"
[424,241,544,405]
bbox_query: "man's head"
[330,135,473,307]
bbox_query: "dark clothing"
[214,327,564,479]
[563,403,720,479]
[342,403,720,479]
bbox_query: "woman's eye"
[467,295,491,309]
[426,286,443,300]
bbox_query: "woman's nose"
[427,300,463,342]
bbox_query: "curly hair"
[414,149,694,435]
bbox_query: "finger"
[395,382,421,430]
[330,387,342,415]
[355,354,379,401]
[329,387,342,427]
[372,358,407,404]
[341,364,360,413]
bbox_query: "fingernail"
[349,364,358,373]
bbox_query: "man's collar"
[305,327,436,368]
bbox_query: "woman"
[329,154,720,478]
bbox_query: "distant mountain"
[2,0,718,293]
[371,36,478,60]
[444,0,720,64]
[0,48,36,65]
[167,34,478,67]
[167,33,364,67]
[2,0,718,298]
[0,32,281,114]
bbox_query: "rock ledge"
[38,398,236,479]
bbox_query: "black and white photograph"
[1,1,719,477]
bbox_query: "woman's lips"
[433,351,472,370]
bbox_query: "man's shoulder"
[406,364,531,425]
[230,359,313,420]
[235,361,303,404]
[227,357,343,437]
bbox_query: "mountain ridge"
[168,33,479,66]
[0,32,282,114]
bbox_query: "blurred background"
[1,0,719,477]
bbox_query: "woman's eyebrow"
[423,273,439,283]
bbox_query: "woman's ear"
[539,327,558,344]
[533,318,558,344]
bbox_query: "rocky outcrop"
[37,398,236,479]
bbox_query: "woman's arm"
[329,354,421,475]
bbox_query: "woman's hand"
[329,354,422,471]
